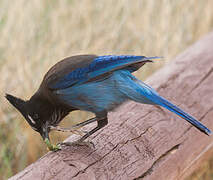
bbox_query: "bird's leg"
[79,116,108,142]
[50,117,98,134]
[72,117,98,128]
[60,116,108,147]
[47,117,99,149]
[50,126,85,136]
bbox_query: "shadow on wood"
[9,32,213,180]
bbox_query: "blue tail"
[155,95,212,135]
[118,71,212,135]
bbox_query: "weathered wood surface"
[10,32,213,180]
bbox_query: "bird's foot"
[44,138,61,151]
[58,140,95,149]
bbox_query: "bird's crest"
[5,94,27,118]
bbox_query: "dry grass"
[0,0,213,179]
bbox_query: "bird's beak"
[40,121,49,140]
[40,123,51,147]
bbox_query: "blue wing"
[50,55,161,90]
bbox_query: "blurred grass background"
[0,0,213,179]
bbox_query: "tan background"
[0,0,213,179]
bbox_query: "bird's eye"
[33,113,39,119]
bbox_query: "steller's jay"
[6,55,212,151]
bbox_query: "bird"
[6,54,212,151]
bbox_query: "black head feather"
[5,92,71,140]
[5,93,42,132]
[5,94,27,117]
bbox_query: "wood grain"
[9,32,213,180]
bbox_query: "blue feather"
[51,55,161,89]
[55,56,212,135]
[155,96,212,135]
[54,62,211,136]
[116,71,212,135]
[55,70,129,112]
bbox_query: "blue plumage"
[50,55,160,89]
[56,66,211,135]
[6,54,212,151]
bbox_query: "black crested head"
[5,92,70,140]
[5,93,49,138]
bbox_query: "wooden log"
[9,32,213,180]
